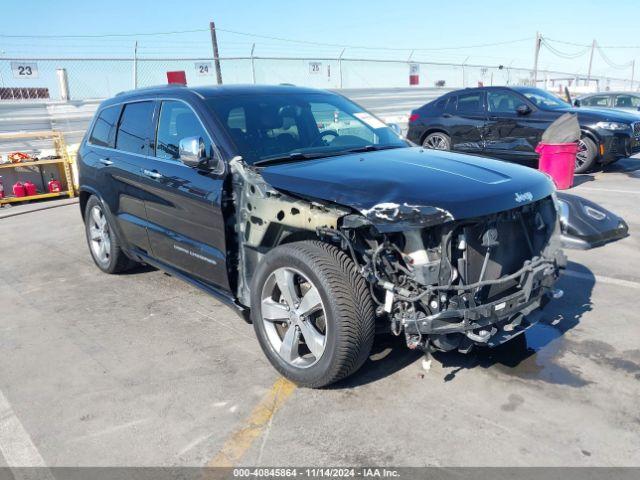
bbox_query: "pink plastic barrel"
[535,142,578,190]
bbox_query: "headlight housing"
[551,192,569,226]
[596,121,630,131]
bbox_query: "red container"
[535,142,578,190]
[23,181,37,196]
[48,178,62,193]
[13,182,27,197]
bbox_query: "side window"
[115,101,155,156]
[457,92,483,114]
[487,91,522,113]
[227,107,247,133]
[89,105,120,147]
[583,95,609,107]
[614,95,639,108]
[444,96,457,113]
[155,100,212,161]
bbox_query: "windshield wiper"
[253,151,334,166]
[254,145,405,166]
[344,144,405,154]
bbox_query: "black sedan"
[406,86,640,173]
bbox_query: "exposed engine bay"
[228,157,567,355]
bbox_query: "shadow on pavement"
[572,174,596,186]
[334,261,595,389]
[602,156,640,174]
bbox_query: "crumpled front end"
[319,194,566,353]
[228,156,566,354]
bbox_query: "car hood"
[260,147,555,232]
[557,105,640,122]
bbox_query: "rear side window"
[457,92,483,113]
[115,101,156,156]
[89,105,120,147]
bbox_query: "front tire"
[422,132,451,150]
[84,196,137,274]
[575,137,598,173]
[251,241,375,388]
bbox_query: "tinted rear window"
[457,92,483,113]
[89,105,120,147]
[115,101,156,156]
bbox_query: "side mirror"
[516,104,531,115]
[388,123,403,136]
[179,136,210,170]
[574,99,581,107]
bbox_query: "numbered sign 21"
[195,62,213,76]
[11,62,39,79]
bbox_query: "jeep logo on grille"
[515,191,533,203]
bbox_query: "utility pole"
[587,39,596,86]
[133,41,138,89]
[338,48,345,89]
[209,21,223,85]
[631,59,635,91]
[532,32,541,86]
[250,43,256,84]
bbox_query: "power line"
[216,28,532,51]
[0,28,208,38]
[541,39,590,59]
[0,27,531,51]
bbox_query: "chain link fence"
[1,56,636,101]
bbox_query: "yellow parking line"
[207,377,297,467]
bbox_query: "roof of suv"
[109,83,333,103]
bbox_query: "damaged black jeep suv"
[78,84,567,387]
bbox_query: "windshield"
[205,92,407,165]
[519,88,569,110]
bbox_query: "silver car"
[575,91,640,112]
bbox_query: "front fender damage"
[229,157,349,306]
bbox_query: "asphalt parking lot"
[1,157,639,469]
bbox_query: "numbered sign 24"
[195,62,213,76]
[11,62,39,79]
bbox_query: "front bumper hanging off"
[402,260,560,346]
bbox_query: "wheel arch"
[580,128,601,159]
[420,128,450,145]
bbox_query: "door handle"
[142,169,163,180]
[488,116,499,121]
[442,113,452,118]
[98,158,113,166]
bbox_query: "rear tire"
[84,195,137,274]
[575,137,598,173]
[422,132,451,150]
[251,241,375,388]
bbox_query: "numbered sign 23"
[11,62,39,79]
[195,62,213,76]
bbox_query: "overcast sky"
[1,0,638,78]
